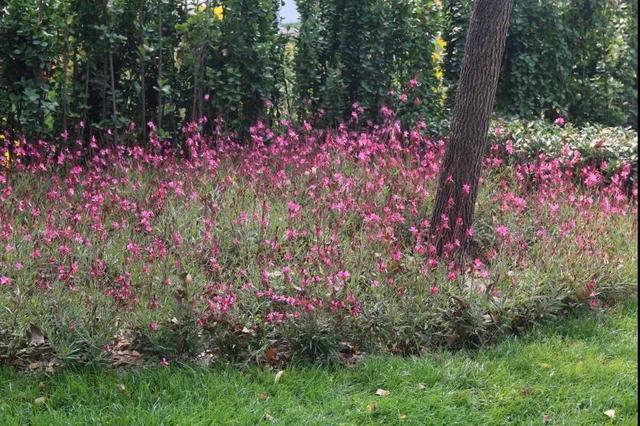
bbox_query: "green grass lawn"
[1,302,637,425]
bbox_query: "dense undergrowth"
[0,113,637,368]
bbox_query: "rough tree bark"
[429,0,513,258]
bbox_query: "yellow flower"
[435,36,447,50]
[2,150,9,168]
[212,5,224,21]
[196,4,206,13]
[432,51,442,62]
[434,68,444,81]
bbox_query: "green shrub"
[0,0,286,139]
[294,0,445,127]
[489,117,638,179]
[443,0,638,128]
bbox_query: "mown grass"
[1,301,636,425]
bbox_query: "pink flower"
[473,258,485,270]
[0,276,12,286]
[495,225,510,238]
[364,213,380,224]
[466,226,475,237]
[554,116,565,127]
[126,242,141,257]
[337,270,351,281]
[148,322,160,331]
[266,311,286,324]
[287,201,301,217]
[584,171,602,188]
[172,231,183,249]
[505,140,514,155]
[160,357,169,367]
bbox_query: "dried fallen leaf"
[521,385,534,396]
[265,347,279,365]
[274,370,285,383]
[338,341,364,367]
[263,412,276,422]
[44,360,58,373]
[375,388,390,397]
[241,326,255,336]
[366,402,377,412]
[181,272,193,285]
[111,349,143,367]
[604,409,616,419]
[417,383,427,390]
[118,383,126,393]
[34,396,46,406]
[258,392,269,401]
[399,413,408,419]
[542,414,552,423]
[28,324,45,346]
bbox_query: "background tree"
[293,0,443,127]
[429,0,513,258]
[444,0,638,129]
[0,0,636,141]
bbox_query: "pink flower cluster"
[0,112,636,345]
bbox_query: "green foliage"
[177,0,286,134]
[0,0,284,139]
[294,0,445,127]
[443,0,638,128]
[0,0,637,138]
[0,1,60,135]
[499,0,637,127]
[489,117,638,176]
[441,0,472,108]
[496,1,572,120]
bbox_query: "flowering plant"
[0,113,636,367]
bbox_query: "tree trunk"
[429,0,513,259]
